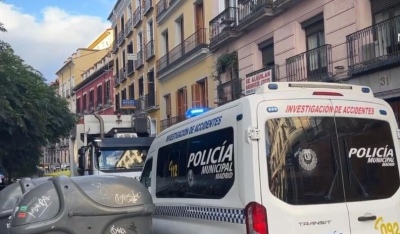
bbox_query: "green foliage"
[211,51,239,83]
[0,23,75,180]
[216,51,238,74]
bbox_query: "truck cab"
[77,115,155,180]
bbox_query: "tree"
[0,21,76,181]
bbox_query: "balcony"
[126,61,135,76]
[217,78,242,106]
[146,40,155,61]
[210,7,239,52]
[124,18,133,38]
[135,91,158,113]
[156,0,167,19]
[114,74,120,87]
[117,30,125,46]
[133,7,142,28]
[156,28,209,80]
[119,68,126,83]
[112,40,118,54]
[237,0,274,31]
[347,15,400,76]
[160,114,185,132]
[285,44,333,82]
[156,0,184,24]
[144,0,153,15]
[135,50,144,70]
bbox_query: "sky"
[0,0,114,82]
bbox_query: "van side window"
[140,158,153,188]
[156,127,235,199]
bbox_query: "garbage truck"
[76,113,155,180]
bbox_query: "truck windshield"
[98,149,148,170]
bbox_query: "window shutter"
[183,87,187,111]
[176,90,181,115]
[191,84,196,108]
[204,78,208,107]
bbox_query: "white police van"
[140,82,400,234]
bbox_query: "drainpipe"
[94,113,105,139]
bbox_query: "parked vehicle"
[141,82,400,234]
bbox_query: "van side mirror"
[78,147,86,156]
[77,147,86,176]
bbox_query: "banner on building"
[245,69,272,96]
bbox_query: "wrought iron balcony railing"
[156,28,207,73]
[347,15,400,75]
[126,61,135,76]
[217,78,242,105]
[117,30,125,46]
[238,0,273,23]
[210,7,239,43]
[124,18,133,37]
[156,0,167,19]
[133,7,142,28]
[119,68,126,82]
[286,44,333,82]
[135,91,157,113]
[160,114,185,132]
[146,40,155,61]
[112,40,118,53]
[135,50,144,69]
[144,0,153,15]
[114,74,120,87]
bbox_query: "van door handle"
[358,215,377,222]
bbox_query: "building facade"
[155,0,215,131]
[56,48,108,113]
[209,0,400,121]
[87,28,114,50]
[74,53,115,120]
[108,0,159,135]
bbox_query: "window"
[140,158,153,188]
[176,87,187,116]
[301,14,326,79]
[98,149,147,171]
[147,70,155,106]
[258,38,274,67]
[120,15,125,31]
[122,49,126,67]
[121,88,127,101]
[115,93,120,111]
[104,80,111,105]
[97,85,103,107]
[164,94,171,118]
[147,20,154,41]
[156,127,234,199]
[191,79,208,108]
[138,77,144,96]
[265,117,400,205]
[373,3,400,55]
[162,30,169,54]
[76,98,81,113]
[127,3,132,17]
[89,90,94,110]
[83,93,87,111]
[129,83,135,100]
[137,32,143,53]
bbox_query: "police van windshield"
[98,149,147,170]
[265,116,400,205]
